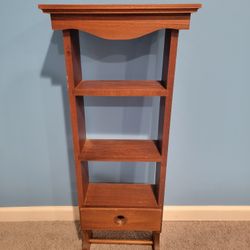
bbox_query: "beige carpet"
[0,221,250,250]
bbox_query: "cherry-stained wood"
[74,80,167,96]
[155,29,179,206]
[39,4,202,14]
[79,139,161,162]
[153,232,160,250]
[82,230,92,250]
[84,183,158,208]
[89,239,153,245]
[39,4,202,250]
[63,30,88,207]
[51,14,189,40]
[81,207,162,231]
[39,4,201,40]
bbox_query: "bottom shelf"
[84,183,158,208]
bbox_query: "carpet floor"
[0,221,250,250]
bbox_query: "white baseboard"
[162,206,250,221]
[0,206,79,222]
[0,206,250,222]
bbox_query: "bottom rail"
[89,238,153,245]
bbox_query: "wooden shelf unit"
[39,4,201,250]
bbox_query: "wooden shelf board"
[79,139,161,162]
[74,80,167,96]
[84,183,158,208]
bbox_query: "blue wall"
[0,0,250,206]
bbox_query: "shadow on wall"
[40,30,164,204]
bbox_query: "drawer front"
[81,208,162,231]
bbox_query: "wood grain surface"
[39,4,201,39]
[74,80,167,96]
[81,207,161,231]
[84,183,158,208]
[39,4,202,14]
[79,139,161,162]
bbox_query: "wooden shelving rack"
[39,4,201,250]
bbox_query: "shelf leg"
[152,232,160,250]
[156,29,179,205]
[82,230,92,250]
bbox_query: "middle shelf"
[74,80,167,96]
[79,139,161,162]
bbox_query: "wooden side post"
[154,29,179,250]
[63,30,90,248]
[156,29,179,206]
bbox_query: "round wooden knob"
[114,215,127,225]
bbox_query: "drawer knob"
[114,215,127,226]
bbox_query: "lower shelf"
[81,184,161,231]
[84,183,158,208]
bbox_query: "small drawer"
[80,207,162,231]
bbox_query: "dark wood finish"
[85,183,158,208]
[74,80,167,96]
[153,232,160,250]
[79,139,161,162]
[50,14,190,40]
[89,239,153,245]
[39,4,201,250]
[39,4,201,40]
[81,207,161,231]
[82,230,91,250]
[39,4,201,14]
[62,30,88,208]
[155,29,179,206]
